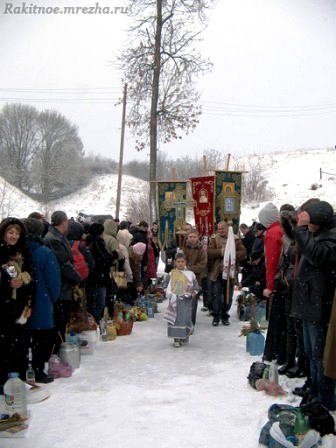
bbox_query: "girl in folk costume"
[163,252,199,347]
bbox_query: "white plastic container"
[78,330,98,355]
[59,342,80,370]
[4,372,27,417]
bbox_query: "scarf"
[222,226,236,280]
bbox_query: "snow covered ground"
[0,295,335,447]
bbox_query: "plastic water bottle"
[66,330,81,347]
[248,331,265,356]
[269,360,279,384]
[4,372,27,417]
[246,332,251,353]
[99,319,108,341]
[26,348,35,384]
[147,297,154,318]
[294,408,310,444]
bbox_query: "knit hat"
[304,201,334,227]
[89,222,104,236]
[67,221,85,241]
[133,242,146,255]
[24,218,44,236]
[258,203,279,229]
[255,223,266,231]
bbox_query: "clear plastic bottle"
[99,319,108,341]
[26,348,35,384]
[4,372,28,417]
[269,360,279,384]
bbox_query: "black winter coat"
[86,235,117,287]
[44,226,82,300]
[291,219,336,323]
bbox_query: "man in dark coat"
[291,200,336,410]
[44,211,82,353]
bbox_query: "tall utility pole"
[115,83,127,219]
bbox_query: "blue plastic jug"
[249,331,265,356]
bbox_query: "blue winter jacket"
[27,237,61,330]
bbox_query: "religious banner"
[190,176,215,237]
[158,181,195,249]
[214,171,243,234]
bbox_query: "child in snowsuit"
[163,252,199,347]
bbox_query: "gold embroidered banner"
[190,176,215,237]
[157,181,189,249]
[214,171,243,234]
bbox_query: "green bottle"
[294,408,310,445]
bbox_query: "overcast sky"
[0,0,335,163]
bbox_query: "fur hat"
[258,203,279,229]
[89,223,104,236]
[24,218,44,236]
[133,242,146,255]
[304,201,334,227]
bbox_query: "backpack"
[259,403,298,446]
[247,361,267,389]
[71,241,89,281]
[301,400,335,437]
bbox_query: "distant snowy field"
[1,148,335,222]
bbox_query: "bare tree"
[31,110,85,204]
[234,158,273,204]
[125,183,151,223]
[0,103,39,189]
[203,149,227,171]
[0,179,19,220]
[117,0,214,221]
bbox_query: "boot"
[278,361,295,375]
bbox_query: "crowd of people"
[0,199,335,415]
[162,199,336,414]
[0,212,158,390]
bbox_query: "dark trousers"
[53,300,72,354]
[303,320,336,409]
[191,293,199,326]
[211,276,234,320]
[0,324,27,386]
[25,328,55,374]
[263,288,287,364]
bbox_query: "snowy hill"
[1,148,336,222]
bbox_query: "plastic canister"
[59,343,80,370]
[4,372,27,417]
[78,330,98,355]
[249,331,265,356]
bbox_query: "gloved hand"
[111,250,119,260]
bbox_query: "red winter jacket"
[264,221,283,291]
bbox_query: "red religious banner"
[190,176,215,237]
